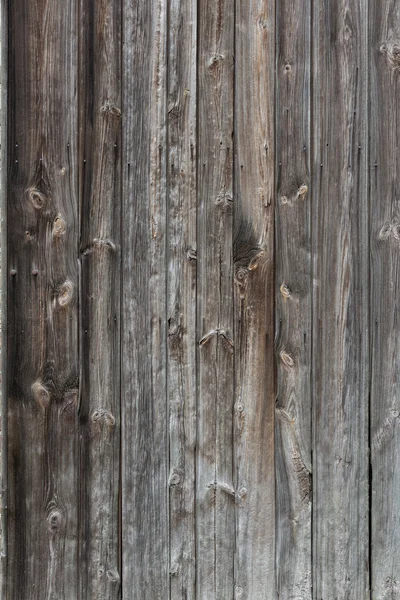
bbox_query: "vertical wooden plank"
[275,0,311,597]
[167,0,197,595]
[78,0,121,596]
[7,1,79,598]
[196,0,234,596]
[233,0,275,598]
[121,0,169,596]
[312,0,369,597]
[0,0,6,594]
[370,5,400,597]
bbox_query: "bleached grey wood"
[275,0,312,597]
[370,4,400,597]
[196,0,235,596]
[312,0,369,596]
[121,0,169,596]
[167,0,197,595]
[78,0,121,596]
[233,0,276,598]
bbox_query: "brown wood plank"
[167,0,197,595]
[233,0,276,598]
[78,0,121,596]
[121,0,169,596]
[7,1,79,598]
[311,0,369,596]
[275,0,312,596]
[369,5,400,597]
[196,0,235,596]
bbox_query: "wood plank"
[167,0,197,595]
[7,1,79,598]
[78,0,121,596]
[275,0,311,597]
[196,0,235,596]
[121,0,169,596]
[0,0,6,594]
[311,0,369,596]
[233,0,275,598]
[369,6,400,597]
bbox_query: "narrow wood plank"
[167,0,197,595]
[78,0,121,596]
[0,0,6,593]
[312,0,369,596]
[233,0,275,598]
[7,1,79,598]
[121,0,169,596]
[370,6,400,597]
[275,0,312,596]
[196,0,235,596]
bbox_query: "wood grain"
[0,0,6,594]
[121,0,169,596]
[233,0,275,598]
[312,0,369,596]
[7,1,79,598]
[275,0,312,596]
[78,0,121,596]
[196,0,235,596]
[167,0,197,595]
[369,3,400,597]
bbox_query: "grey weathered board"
[2,0,400,598]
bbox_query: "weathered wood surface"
[196,0,235,597]
[121,0,169,596]
[7,1,79,598]
[370,5,400,598]
[275,0,311,596]
[167,0,197,595]
[234,0,275,598]
[4,0,400,598]
[312,0,369,597]
[78,0,121,596]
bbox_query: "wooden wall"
[1,0,400,598]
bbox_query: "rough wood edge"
[0,0,6,595]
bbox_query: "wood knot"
[280,283,291,299]
[106,569,120,583]
[297,184,308,199]
[91,408,116,427]
[57,280,74,307]
[47,509,62,534]
[381,42,400,71]
[168,319,184,351]
[234,266,249,299]
[187,248,197,262]
[168,470,183,487]
[216,190,233,211]
[199,328,234,353]
[100,101,121,119]
[280,350,294,369]
[32,380,51,409]
[27,187,47,210]
[248,250,265,271]
[208,53,224,71]
[53,215,66,237]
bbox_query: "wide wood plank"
[167,0,197,595]
[7,1,79,597]
[275,0,312,597]
[369,5,400,597]
[196,0,235,596]
[78,0,121,596]
[233,0,275,598]
[312,0,369,596]
[121,0,169,596]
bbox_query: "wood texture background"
[2,0,400,598]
